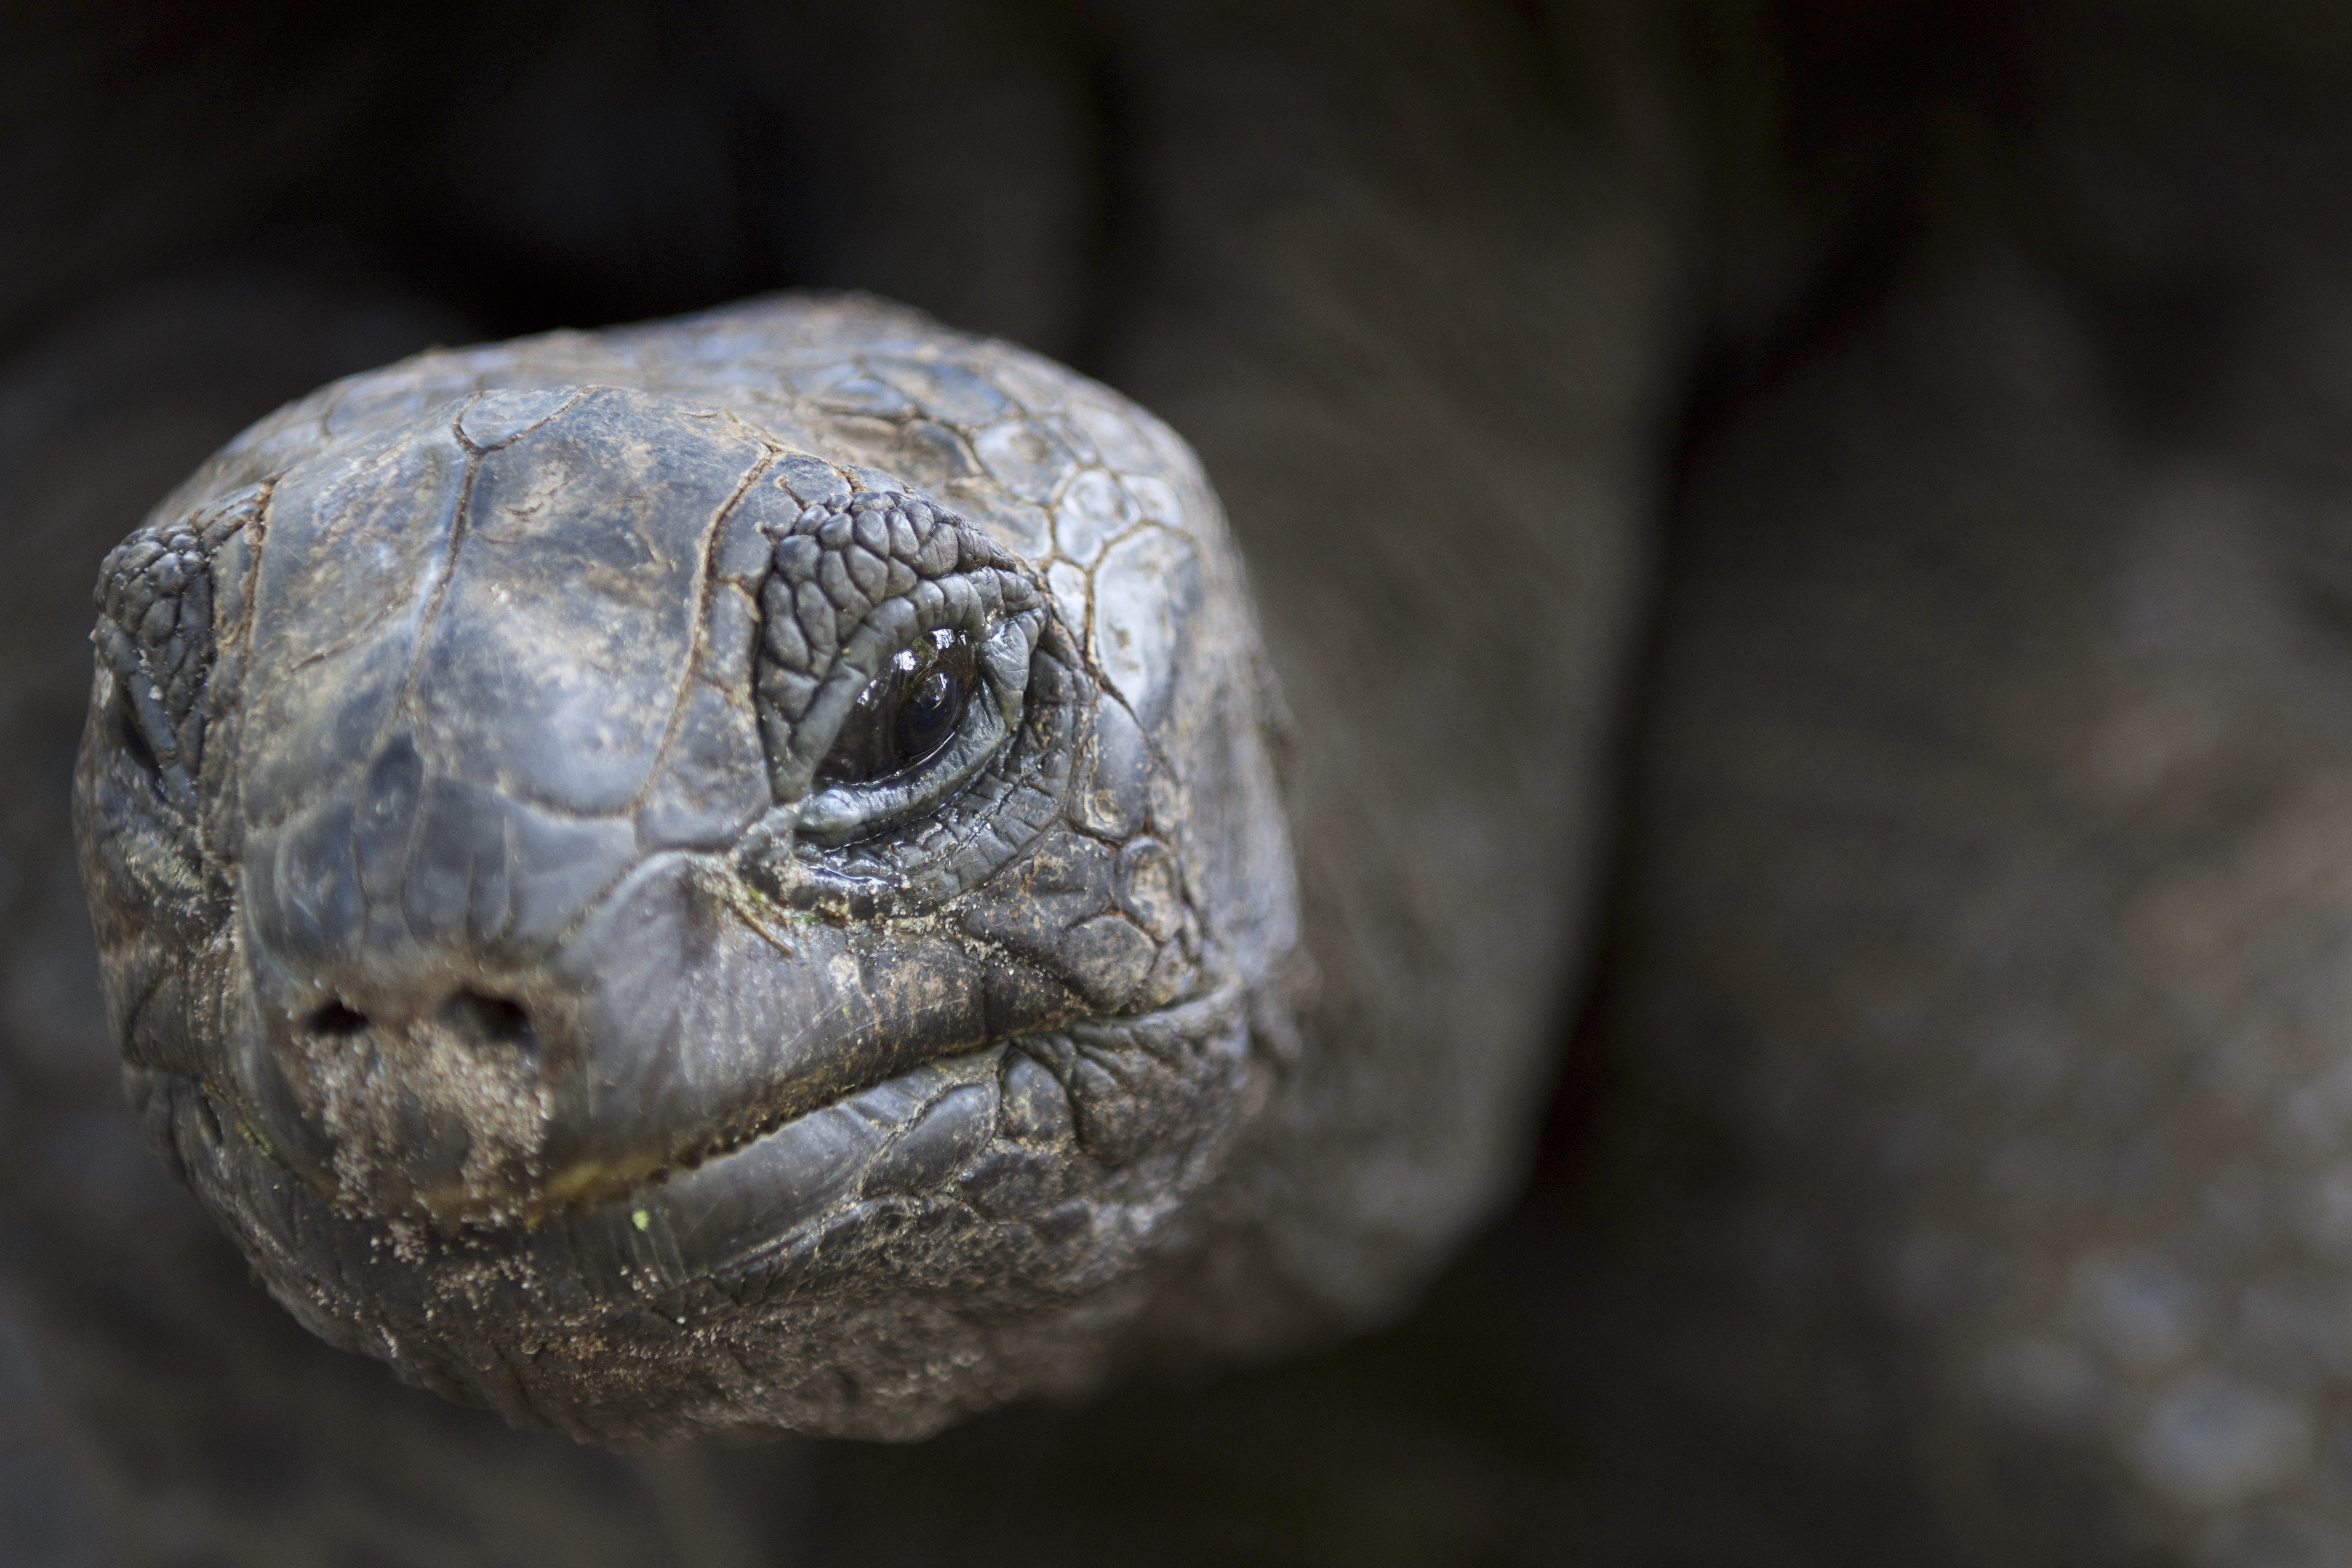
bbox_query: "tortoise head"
[73,335,1298,1441]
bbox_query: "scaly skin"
[74,294,1306,1442]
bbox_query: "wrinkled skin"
[76,297,1303,1441]
[27,0,2352,1564]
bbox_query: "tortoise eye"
[814,629,976,788]
[892,665,963,766]
[115,682,161,776]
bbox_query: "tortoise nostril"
[442,989,538,1052]
[307,1001,368,1037]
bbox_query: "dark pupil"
[814,632,974,787]
[894,669,960,764]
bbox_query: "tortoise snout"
[238,745,622,1222]
[250,960,586,1224]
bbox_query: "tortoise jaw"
[142,972,1252,1314]
[225,838,1111,1230]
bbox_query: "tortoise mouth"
[135,982,1251,1382]
[149,1033,1018,1295]
[225,1003,1020,1232]
[516,1032,1012,1228]
[154,980,1248,1315]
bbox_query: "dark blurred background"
[13,2,2352,1563]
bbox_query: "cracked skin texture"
[73,294,1306,1442]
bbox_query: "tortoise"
[12,6,1650,1553]
[40,0,2352,1561]
[73,292,1342,1442]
